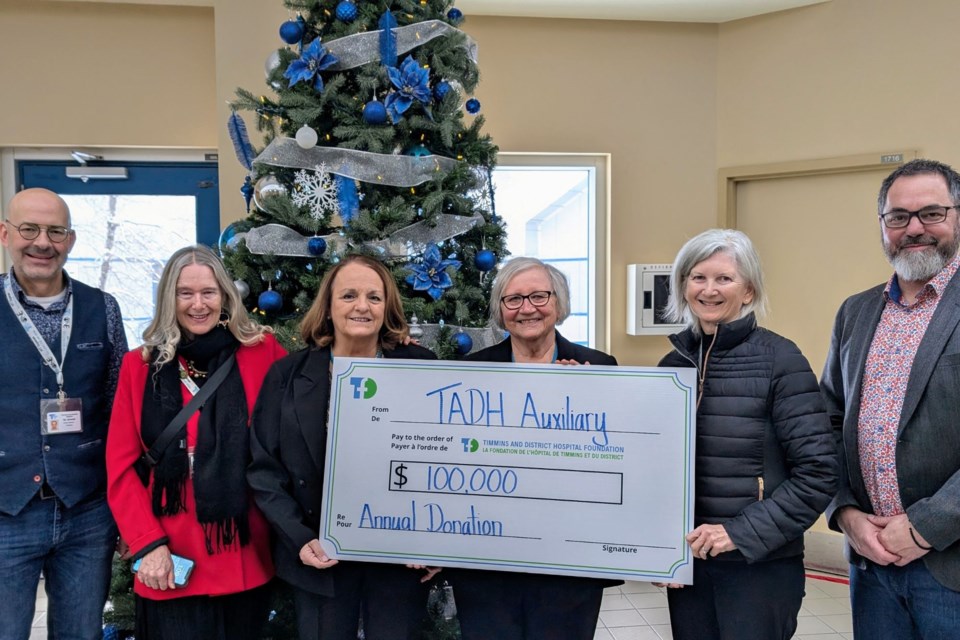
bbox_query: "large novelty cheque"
[319,358,697,583]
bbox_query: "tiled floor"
[31,580,47,640]
[595,571,853,640]
[31,571,852,639]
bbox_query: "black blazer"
[248,342,436,596]
[465,330,617,366]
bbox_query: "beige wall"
[718,0,960,168]
[715,0,960,370]
[9,0,960,370]
[0,0,216,148]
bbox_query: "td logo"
[461,437,479,453]
[349,377,378,400]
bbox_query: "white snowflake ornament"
[292,163,340,221]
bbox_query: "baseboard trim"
[804,529,846,576]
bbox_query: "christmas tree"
[222,0,506,359]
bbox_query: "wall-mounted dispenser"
[626,264,685,335]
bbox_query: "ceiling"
[456,0,830,23]
[53,0,831,24]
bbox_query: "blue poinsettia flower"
[284,38,339,92]
[384,56,432,122]
[406,244,461,300]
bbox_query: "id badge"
[40,397,83,435]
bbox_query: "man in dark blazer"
[822,158,960,639]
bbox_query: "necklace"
[185,360,207,379]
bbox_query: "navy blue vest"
[0,278,111,515]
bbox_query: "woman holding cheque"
[247,255,437,640]
[657,229,838,640]
[106,245,286,639]
[452,256,619,640]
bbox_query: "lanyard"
[3,271,73,400]
[177,358,200,397]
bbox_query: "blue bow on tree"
[285,37,339,92]
[406,244,461,300]
[384,56,432,123]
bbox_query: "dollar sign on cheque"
[393,463,408,489]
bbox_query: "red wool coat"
[106,334,286,600]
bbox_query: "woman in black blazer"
[454,257,619,640]
[248,255,436,640]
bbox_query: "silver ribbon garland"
[235,224,347,257]
[413,322,504,354]
[325,20,478,71]
[235,212,482,259]
[255,138,458,187]
[374,213,482,258]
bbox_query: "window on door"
[492,154,608,348]
[16,160,220,346]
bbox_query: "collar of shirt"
[884,254,960,306]
[4,269,73,312]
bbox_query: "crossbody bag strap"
[142,352,237,467]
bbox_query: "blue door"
[16,160,221,345]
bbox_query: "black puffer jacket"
[658,313,838,563]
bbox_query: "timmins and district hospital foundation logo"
[349,376,377,400]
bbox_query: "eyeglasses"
[500,291,553,310]
[4,220,72,243]
[878,205,957,229]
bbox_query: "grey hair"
[877,158,960,215]
[141,244,271,367]
[488,257,570,332]
[663,229,768,334]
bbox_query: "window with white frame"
[492,154,608,349]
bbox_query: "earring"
[218,311,230,328]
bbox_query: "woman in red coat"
[106,245,285,640]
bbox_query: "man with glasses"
[822,159,960,638]
[0,188,127,640]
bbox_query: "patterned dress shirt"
[858,255,960,516]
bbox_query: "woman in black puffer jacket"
[657,229,839,640]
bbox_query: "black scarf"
[140,326,251,554]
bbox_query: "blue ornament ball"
[447,7,464,23]
[308,236,327,256]
[474,249,496,272]
[433,81,452,101]
[407,144,432,157]
[258,289,283,313]
[363,100,387,124]
[452,331,473,356]
[465,98,481,114]
[335,1,358,22]
[279,20,304,45]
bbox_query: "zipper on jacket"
[757,476,764,501]
[694,330,718,409]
